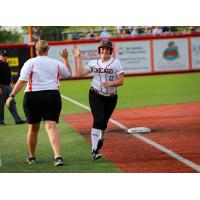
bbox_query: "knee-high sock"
[91,128,102,151]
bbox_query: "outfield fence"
[1,33,200,82]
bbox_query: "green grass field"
[0,72,200,172]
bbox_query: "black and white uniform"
[19,56,71,124]
[85,57,124,151]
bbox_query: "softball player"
[73,39,124,160]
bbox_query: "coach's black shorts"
[23,90,62,124]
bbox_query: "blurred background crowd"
[1,26,200,44]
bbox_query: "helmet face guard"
[98,39,113,54]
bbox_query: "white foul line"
[61,95,91,111]
[61,94,200,172]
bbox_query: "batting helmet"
[98,39,113,54]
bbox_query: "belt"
[90,87,117,97]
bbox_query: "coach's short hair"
[35,40,49,55]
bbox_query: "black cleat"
[54,157,64,166]
[92,150,102,160]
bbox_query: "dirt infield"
[62,102,200,172]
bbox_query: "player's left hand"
[101,82,113,87]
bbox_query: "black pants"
[0,84,22,123]
[89,89,117,130]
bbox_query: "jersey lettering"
[94,67,113,74]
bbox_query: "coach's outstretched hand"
[59,49,68,59]
[59,49,72,74]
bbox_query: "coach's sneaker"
[92,149,102,160]
[26,156,36,165]
[54,157,64,166]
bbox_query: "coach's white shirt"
[86,57,124,94]
[19,56,71,92]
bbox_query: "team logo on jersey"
[94,67,113,74]
[163,41,179,61]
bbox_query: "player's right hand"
[73,47,81,58]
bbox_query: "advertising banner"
[48,43,99,76]
[77,43,99,64]
[1,33,199,84]
[115,41,151,73]
[191,37,200,69]
[153,39,189,71]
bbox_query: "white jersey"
[85,57,124,94]
[19,56,71,92]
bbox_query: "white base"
[127,127,151,134]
